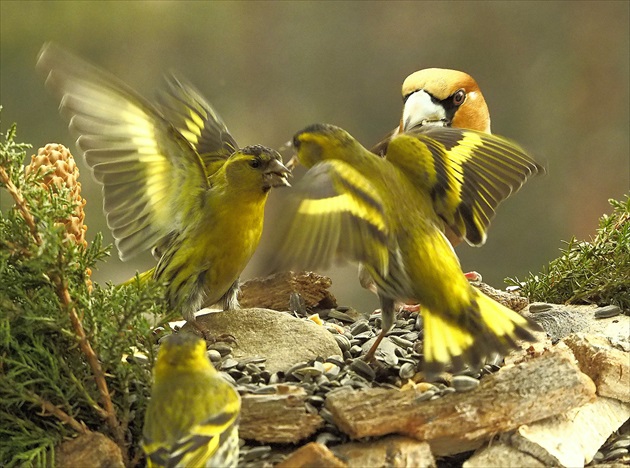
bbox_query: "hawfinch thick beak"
[400,89,449,132]
[263,159,291,189]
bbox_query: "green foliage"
[0,121,174,466]
[508,196,630,310]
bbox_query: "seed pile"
[206,305,504,466]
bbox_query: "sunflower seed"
[253,385,277,394]
[349,359,376,380]
[452,375,480,392]
[595,305,622,319]
[334,334,351,351]
[414,389,436,402]
[221,358,239,370]
[207,349,222,362]
[604,448,628,460]
[319,408,336,425]
[529,303,553,313]
[399,362,416,379]
[609,438,630,450]
[210,343,233,356]
[242,445,272,461]
[350,321,371,336]
[328,309,355,322]
[316,432,341,446]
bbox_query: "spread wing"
[270,159,390,277]
[37,42,209,260]
[386,127,543,246]
[156,74,239,172]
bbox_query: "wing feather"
[387,127,543,246]
[270,160,390,276]
[37,43,209,261]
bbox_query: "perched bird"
[143,333,241,467]
[36,43,290,322]
[361,69,493,295]
[271,123,543,372]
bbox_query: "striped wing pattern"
[144,408,239,468]
[36,43,209,261]
[389,127,543,246]
[156,75,239,170]
[273,160,390,277]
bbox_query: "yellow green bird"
[271,123,543,372]
[143,333,241,467]
[36,43,290,322]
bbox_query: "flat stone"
[192,308,342,373]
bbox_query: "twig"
[32,392,88,434]
[0,165,42,245]
[52,272,126,455]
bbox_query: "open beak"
[263,159,292,189]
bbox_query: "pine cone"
[25,144,92,290]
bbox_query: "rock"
[464,442,545,467]
[240,385,325,443]
[239,271,337,311]
[56,432,124,468]
[192,308,342,373]
[325,349,596,456]
[563,333,630,402]
[277,442,347,468]
[333,435,436,468]
[509,396,630,466]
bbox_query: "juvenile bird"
[272,123,542,372]
[36,43,290,322]
[143,333,241,467]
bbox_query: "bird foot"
[464,271,482,282]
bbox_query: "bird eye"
[452,89,466,106]
[249,158,261,168]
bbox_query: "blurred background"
[1,1,628,312]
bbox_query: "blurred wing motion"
[36,43,211,260]
[387,127,544,246]
[157,74,239,172]
[272,160,390,277]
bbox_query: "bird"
[360,69,493,296]
[36,43,291,323]
[270,123,543,372]
[373,68,491,155]
[142,333,241,467]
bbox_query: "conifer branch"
[32,392,87,434]
[0,165,42,245]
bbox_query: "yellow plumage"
[143,333,241,467]
[271,124,543,373]
[36,43,290,322]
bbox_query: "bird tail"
[422,288,539,374]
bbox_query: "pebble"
[452,375,480,392]
[595,305,622,319]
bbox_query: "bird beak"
[263,159,292,189]
[402,89,449,132]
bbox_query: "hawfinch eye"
[453,89,466,106]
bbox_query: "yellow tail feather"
[423,289,538,373]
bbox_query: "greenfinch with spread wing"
[36,43,290,322]
[271,123,542,372]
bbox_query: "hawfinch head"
[399,68,491,134]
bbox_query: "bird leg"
[364,296,396,362]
